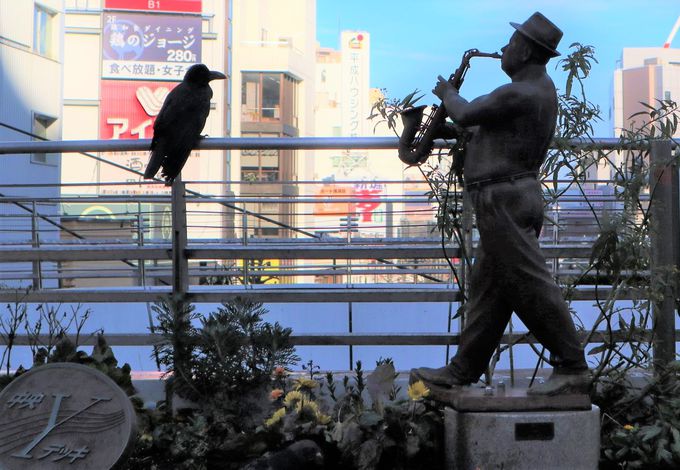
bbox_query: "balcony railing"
[0,137,677,371]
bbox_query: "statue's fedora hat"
[510,12,562,57]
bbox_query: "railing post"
[242,206,248,284]
[649,139,677,371]
[136,203,145,287]
[460,190,474,329]
[31,201,42,290]
[386,201,394,238]
[171,177,189,300]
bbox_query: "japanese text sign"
[102,12,201,80]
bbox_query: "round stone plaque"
[0,363,137,469]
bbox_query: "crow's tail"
[144,148,164,180]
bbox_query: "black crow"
[241,440,324,470]
[144,63,226,184]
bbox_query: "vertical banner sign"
[340,31,370,137]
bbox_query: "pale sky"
[317,0,680,137]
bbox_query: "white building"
[0,0,64,287]
[61,0,230,240]
[313,31,420,243]
[610,47,680,180]
[230,0,316,241]
[613,47,680,138]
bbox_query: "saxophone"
[398,49,501,165]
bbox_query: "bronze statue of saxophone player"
[404,12,590,397]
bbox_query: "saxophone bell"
[398,105,429,165]
[397,49,501,166]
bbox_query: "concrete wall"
[0,0,64,290]
[0,0,64,200]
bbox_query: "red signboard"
[100,80,178,140]
[104,0,201,14]
[99,80,203,194]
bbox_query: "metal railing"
[0,137,677,369]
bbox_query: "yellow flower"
[407,380,431,401]
[270,388,284,400]
[294,398,330,424]
[317,412,332,425]
[265,407,286,427]
[293,378,319,391]
[283,390,304,407]
[623,424,635,431]
[296,398,319,414]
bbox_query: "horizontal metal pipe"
[0,177,621,188]
[0,195,632,204]
[0,137,403,154]
[0,285,639,303]
[3,329,677,347]
[0,196,435,204]
[0,243,593,262]
[0,136,656,155]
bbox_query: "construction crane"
[663,14,680,48]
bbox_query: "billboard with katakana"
[102,11,201,81]
[100,80,179,140]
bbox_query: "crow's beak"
[209,71,226,81]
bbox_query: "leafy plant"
[596,361,680,469]
[0,300,94,377]
[127,298,300,469]
[1,331,135,396]
[323,361,444,470]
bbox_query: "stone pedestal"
[444,387,600,470]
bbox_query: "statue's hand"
[433,75,456,100]
[437,122,458,140]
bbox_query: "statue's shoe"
[526,369,591,396]
[409,365,468,388]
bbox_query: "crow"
[144,63,226,184]
[241,440,324,470]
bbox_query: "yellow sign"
[236,259,280,284]
[313,185,355,216]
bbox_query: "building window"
[254,227,279,237]
[241,132,280,182]
[34,4,57,59]
[241,72,283,122]
[32,113,57,165]
[262,74,281,119]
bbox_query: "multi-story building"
[54,0,232,286]
[313,31,410,242]
[611,47,680,182]
[613,47,680,138]
[551,47,680,247]
[312,31,439,284]
[0,0,64,288]
[61,0,231,240]
[230,0,316,239]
